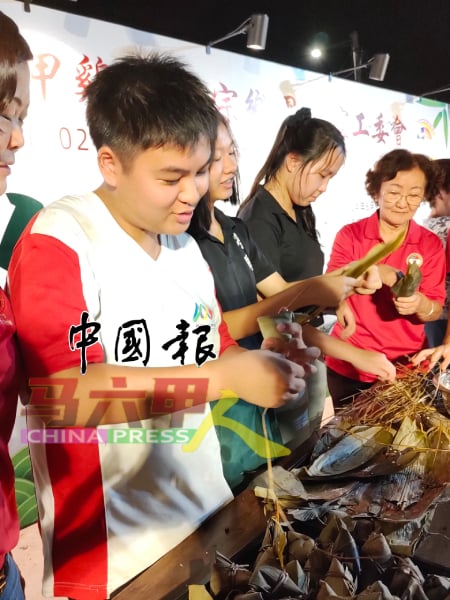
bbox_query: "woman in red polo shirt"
[326,149,445,406]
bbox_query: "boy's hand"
[261,321,321,378]
[226,349,309,408]
[221,321,320,408]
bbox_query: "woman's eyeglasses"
[382,190,423,208]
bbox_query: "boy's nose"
[179,178,201,205]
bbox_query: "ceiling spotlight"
[331,53,390,82]
[368,53,390,81]
[310,48,322,59]
[206,14,269,54]
[246,14,269,49]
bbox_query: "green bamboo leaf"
[433,111,443,129]
[417,98,447,108]
[344,229,406,278]
[15,478,35,505]
[11,447,33,480]
[14,476,38,528]
[443,109,448,146]
[17,495,38,529]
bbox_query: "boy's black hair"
[83,52,219,168]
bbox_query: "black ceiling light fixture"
[206,14,269,54]
[332,53,390,82]
[281,51,390,104]
[348,29,390,82]
[309,30,389,83]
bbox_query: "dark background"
[16,0,450,103]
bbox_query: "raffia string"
[261,407,294,531]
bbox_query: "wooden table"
[112,489,266,600]
[112,436,317,600]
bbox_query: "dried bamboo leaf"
[356,580,399,599]
[391,416,428,451]
[344,229,406,278]
[285,559,308,591]
[317,579,347,599]
[272,517,287,569]
[286,530,315,565]
[324,557,356,597]
[426,428,450,483]
[188,585,214,600]
[391,260,422,297]
[273,232,407,326]
[361,532,392,564]
[209,551,252,596]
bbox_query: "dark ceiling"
[18,0,450,103]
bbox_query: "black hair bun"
[295,107,312,121]
[286,106,312,128]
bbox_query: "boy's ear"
[97,146,121,186]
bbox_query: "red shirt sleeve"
[326,224,354,273]
[8,232,104,377]
[216,298,237,355]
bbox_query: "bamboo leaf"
[443,108,448,146]
[18,497,38,529]
[287,230,406,324]
[433,111,443,129]
[417,98,447,108]
[272,518,287,569]
[15,478,35,505]
[15,482,38,528]
[344,229,406,278]
[188,585,214,600]
[11,446,33,480]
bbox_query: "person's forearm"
[223,279,321,340]
[303,324,354,361]
[303,325,396,383]
[415,292,443,322]
[27,348,246,427]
